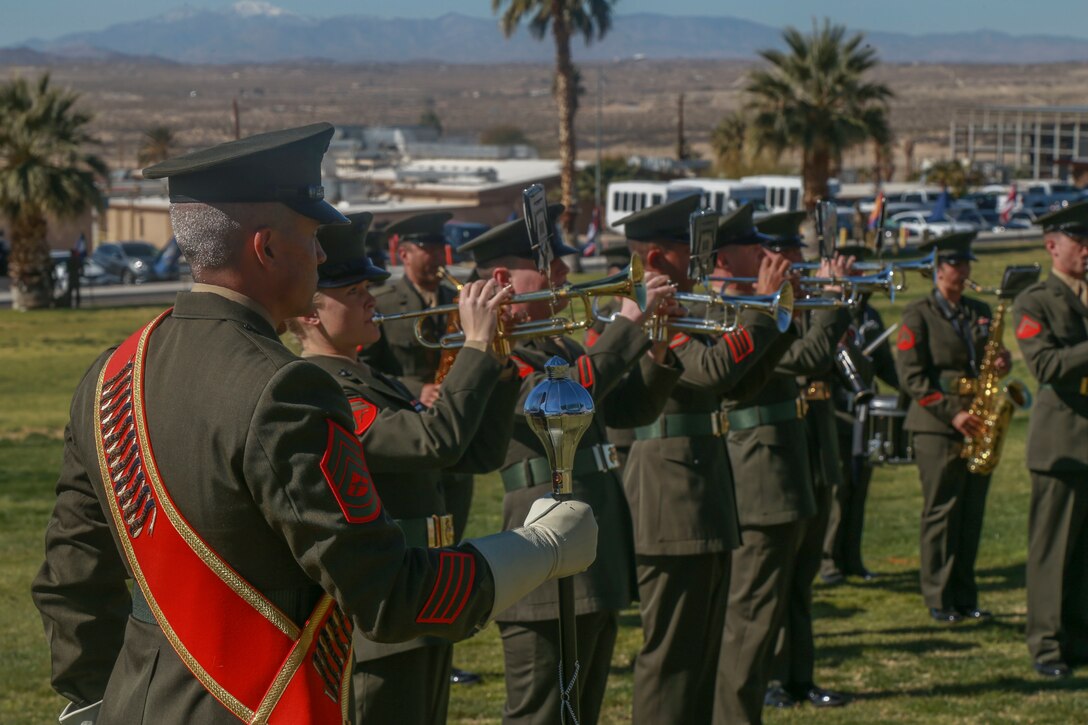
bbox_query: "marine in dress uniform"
[586,243,637,468]
[30,125,599,725]
[821,244,900,583]
[461,211,683,725]
[1013,201,1088,678]
[757,213,852,710]
[708,204,819,725]
[288,214,521,723]
[894,231,1006,623]
[356,212,478,541]
[615,197,788,724]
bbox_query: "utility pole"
[232,98,241,140]
[595,66,603,244]
[677,93,687,161]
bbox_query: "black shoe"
[1033,661,1072,679]
[956,607,993,621]
[450,667,482,685]
[930,607,963,623]
[787,683,848,708]
[764,683,797,708]
[819,570,845,586]
[849,567,878,581]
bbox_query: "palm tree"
[0,74,107,310]
[746,20,893,211]
[711,111,749,175]
[137,125,177,166]
[493,0,616,239]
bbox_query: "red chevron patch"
[724,326,755,363]
[348,396,379,436]
[510,355,534,379]
[1015,314,1042,340]
[897,325,916,351]
[669,333,691,349]
[416,551,475,624]
[320,419,381,524]
[919,391,944,407]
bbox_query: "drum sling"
[94,310,352,724]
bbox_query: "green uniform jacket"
[722,306,849,527]
[497,317,682,622]
[31,292,496,722]
[776,307,853,489]
[896,292,991,434]
[1013,275,1088,472]
[624,308,783,555]
[360,275,458,396]
[305,348,519,662]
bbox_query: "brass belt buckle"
[712,410,729,436]
[440,514,455,547]
[1081,377,1088,396]
[426,516,438,548]
[796,398,809,418]
[593,443,620,472]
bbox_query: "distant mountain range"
[7,3,1088,65]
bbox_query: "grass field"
[2,242,1085,723]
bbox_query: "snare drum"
[859,394,914,465]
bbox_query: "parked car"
[90,241,160,284]
[946,207,988,232]
[884,211,975,246]
[444,221,491,263]
[50,250,112,299]
[151,237,191,281]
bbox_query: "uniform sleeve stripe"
[577,355,595,389]
[919,391,944,407]
[722,330,740,360]
[416,551,475,624]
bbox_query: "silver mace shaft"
[523,356,595,725]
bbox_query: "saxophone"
[960,299,1030,474]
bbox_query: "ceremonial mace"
[524,357,595,725]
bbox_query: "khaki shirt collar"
[191,283,277,331]
[1050,268,1088,308]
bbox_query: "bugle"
[374,254,647,353]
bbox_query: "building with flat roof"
[950,105,1088,182]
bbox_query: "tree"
[574,155,633,203]
[0,74,107,310]
[493,0,616,239]
[137,125,177,166]
[746,20,893,211]
[924,159,983,198]
[711,111,748,174]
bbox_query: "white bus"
[665,178,768,214]
[741,175,841,213]
[605,181,669,231]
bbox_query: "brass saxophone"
[960,296,1030,474]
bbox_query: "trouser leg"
[773,485,831,687]
[913,434,967,610]
[714,521,805,725]
[632,553,729,725]
[843,459,873,573]
[499,610,618,725]
[1026,471,1088,665]
[949,470,991,609]
[353,642,452,725]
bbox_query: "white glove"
[468,497,598,617]
[59,700,101,725]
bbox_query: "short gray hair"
[169,202,293,277]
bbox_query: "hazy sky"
[4,0,1087,46]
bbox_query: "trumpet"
[849,250,937,292]
[595,282,794,339]
[798,268,897,304]
[374,255,647,354]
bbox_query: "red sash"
[94,310,352,724]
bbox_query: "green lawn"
[2,242,1085,723]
